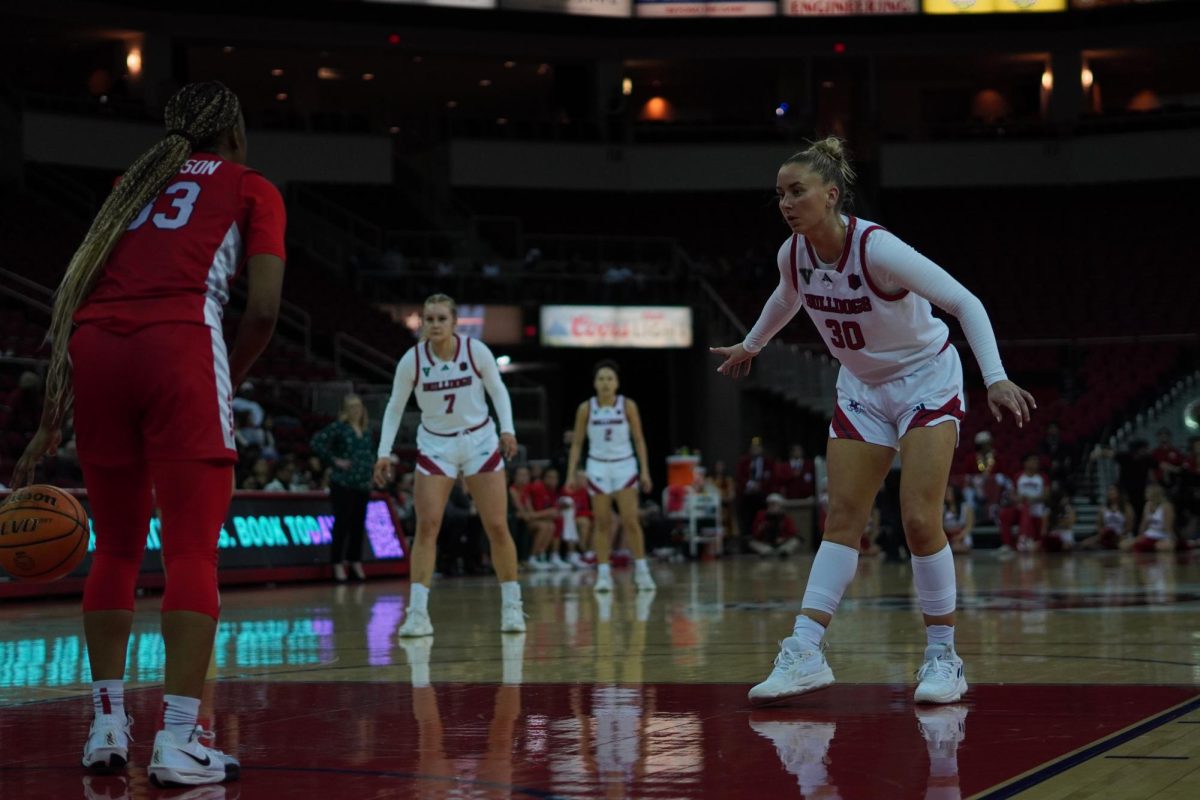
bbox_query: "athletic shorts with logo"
[415,420,504,478]
[829,344,965,450]
[586,456,639,496]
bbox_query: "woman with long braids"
[14,82,285,787]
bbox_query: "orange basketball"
[0,485,89,582]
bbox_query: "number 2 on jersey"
[128,181,202,231]
[825,319,866,351]
[443,394,457,415]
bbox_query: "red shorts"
[1131,535,1165,553]
[71,322,236,465]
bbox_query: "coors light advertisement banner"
[785,0,917,13]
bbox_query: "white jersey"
[1015,471,1048,517]
[587,396,634,461]
[1102,507,1127,533]
[1144,504,1168,540]
[788,218,948,384]
[377,334,516,459]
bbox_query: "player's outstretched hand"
[12,426,61,488]
[987,380,1037,428]
[372,457,393,488]
[500,432,519,461]
[710,343,756,379]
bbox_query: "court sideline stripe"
[970,694,1200,800]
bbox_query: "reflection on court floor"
[1,552,1198,798]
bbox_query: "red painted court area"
[1,682,1194,798]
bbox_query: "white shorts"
[829,344,965,451]
[585,456,639,497]
[416,420,504,478]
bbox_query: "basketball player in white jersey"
[375,294,525,636]
[565,360,656,593]
[711,138,1035,705]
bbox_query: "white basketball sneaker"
[633,568,657,592]
[148,726,238,788]
[748,638,835,705]
[548,553,570,571]
[500,600,527,633]
[914,644,968,704]
[567,552,586,570]
[398,608,434,638]
[593,569,614,593]
[82,713,133,773]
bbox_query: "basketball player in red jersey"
[14,82,285,786]
[712,138,1034,705]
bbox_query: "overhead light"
[125,48,142,78]
[497,117,508,125]
[271,68,284,77]
[504,60,516,69]
[413,55,423,64]
[537,63,550,76]
[223,46,234,54]
[1081,67,1094,90]
[621,77,632,96]
[317,67,341,80]
[496,355,512,367]
[1041,69,1054,91]
[275,92,288,101]
[388,126,400,134]
[362,73,375,81]
[479,79,492,87]
[446,100,458,109]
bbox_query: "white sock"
[162,694,201,741]
[500,581,521,605]
[410,582,430,613]
[634,558,649,573]
[92,680,124,718]
[911,544,957,617]
[597,563,612,580]
[926,624,955,649]
[792,615,826,652]
[800,541,859,614]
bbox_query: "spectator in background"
[964,430,1012,525]
[1079,484,1135,550]
[263,462,296,492]
[708,460,739,541]
[1116,440,1155,529]
[943,485,974,555]
[1152,428,1185,491]
[736,437,775,549]
[1041,489,1076,553]
[750,494,798,558]
[239,458,272,491]
[1123,482,1178,553]
[998,455,1048,552]
[558,472,593,568]
[1038,422,1074,495]
[311,394,377,582]
[1180,438,1200,539]
[778,444,816,500]
[510,465,555,570]
[231,382,264,427]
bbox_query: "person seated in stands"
[1078,484,1135,550]
[1041,488,1076,553]
[750,493,799,558]
[1122,482,1180,553]
[999,454,1048,552]
[1038,422,1074,495]
[1180,438,1200,541]
[964,430,1012,525]
[1151,428,1185,490]
[778,444,816,500]
[943,485,975,555]
[263,461,297,492]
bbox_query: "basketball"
[0,485,89,582]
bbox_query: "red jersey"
[75,154,286,334]
[523,481,554,512]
